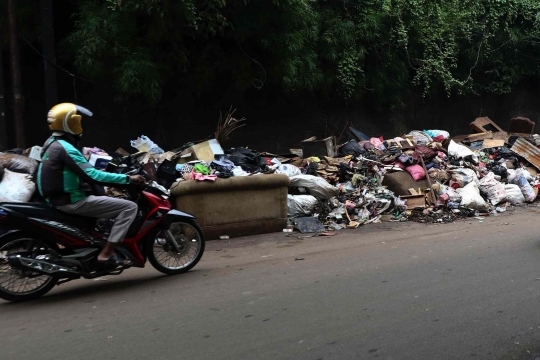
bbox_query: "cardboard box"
[301,136,336,158]
[178,139,224,163]
[88,154,112,170]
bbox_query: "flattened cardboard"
[178,139,224,163]
[401,194,426,209]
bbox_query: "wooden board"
[482,139,505,149]
[401,194,426,209]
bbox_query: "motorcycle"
[0,161,205,302]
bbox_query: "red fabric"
[432,135,445,142]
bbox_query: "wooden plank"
[482,139,505,149]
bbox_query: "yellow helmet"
[47,103,93,135]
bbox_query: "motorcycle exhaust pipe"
[8,255,81,279]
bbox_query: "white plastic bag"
[448,168,479,188]
[287,195,318,218]
[290,175,340,199]
[425,130,450,139]
[275,164,302,177]
[504,184,526,204]
[130,135,164,154]
[448,140,478,163]
[478,172,507,205]
[456,182,488,210]
[0,169,35,202]
[509,168,536,202]
[407,131,432,145]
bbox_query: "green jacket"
[37,136,129,206]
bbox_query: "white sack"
[0,169,35,203]
[448,140,478,163]
[448,168,479,188]
[275,164,302,177]
[504,184,526,204]
[509,168,536,202]
[290,175,340,199]
[287,195,318,218]
[478,172,507,205]
[456,182,488,210]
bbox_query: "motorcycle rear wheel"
[0,234,58,302]
[148,220,205,275]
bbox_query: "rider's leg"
[56,196,138,261]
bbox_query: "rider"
[37,103,145,267]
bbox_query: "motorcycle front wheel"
[0,234,58,302]
[148,220,205,275]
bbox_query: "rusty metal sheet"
[510,138,540,170]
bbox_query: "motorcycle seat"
[0,202,97,228]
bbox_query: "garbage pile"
[119,115,540,232]
[2,114,539,236]
[282,116,540,231]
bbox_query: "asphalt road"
[3,207,540,360]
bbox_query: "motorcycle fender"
[160,209,196,229]
[0,229,20,241]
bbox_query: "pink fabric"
[190,170,217,181]
[406,164,426,181]
[370,137,384,150]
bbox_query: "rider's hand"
[129,175,146,185]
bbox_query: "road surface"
[2,206,540,360]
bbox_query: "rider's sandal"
[96,254,132,269]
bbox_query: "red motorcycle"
[0,169,205,302]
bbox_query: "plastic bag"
[504,184,526,204]
[509,168,536,202]
[275,164,302,177]
[456,182,489,210]
[287,195,318,218]
[0,153,38,175]
[478,172,507,205]
[407,131,433,145]
[370,137,384,150]
[211,159,235,173]
[130,135,164,155]
[448,168,478,188]
[428,169,451,182]
[406,164,426,181]
[0,169,35,202]
[290,175,340,199]
[447,140,478,163]
[340,140,365,157]
[225,148,261,173]
[424,130,450,139]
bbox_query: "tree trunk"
[7,0,25,148]
[0,47,8,151]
